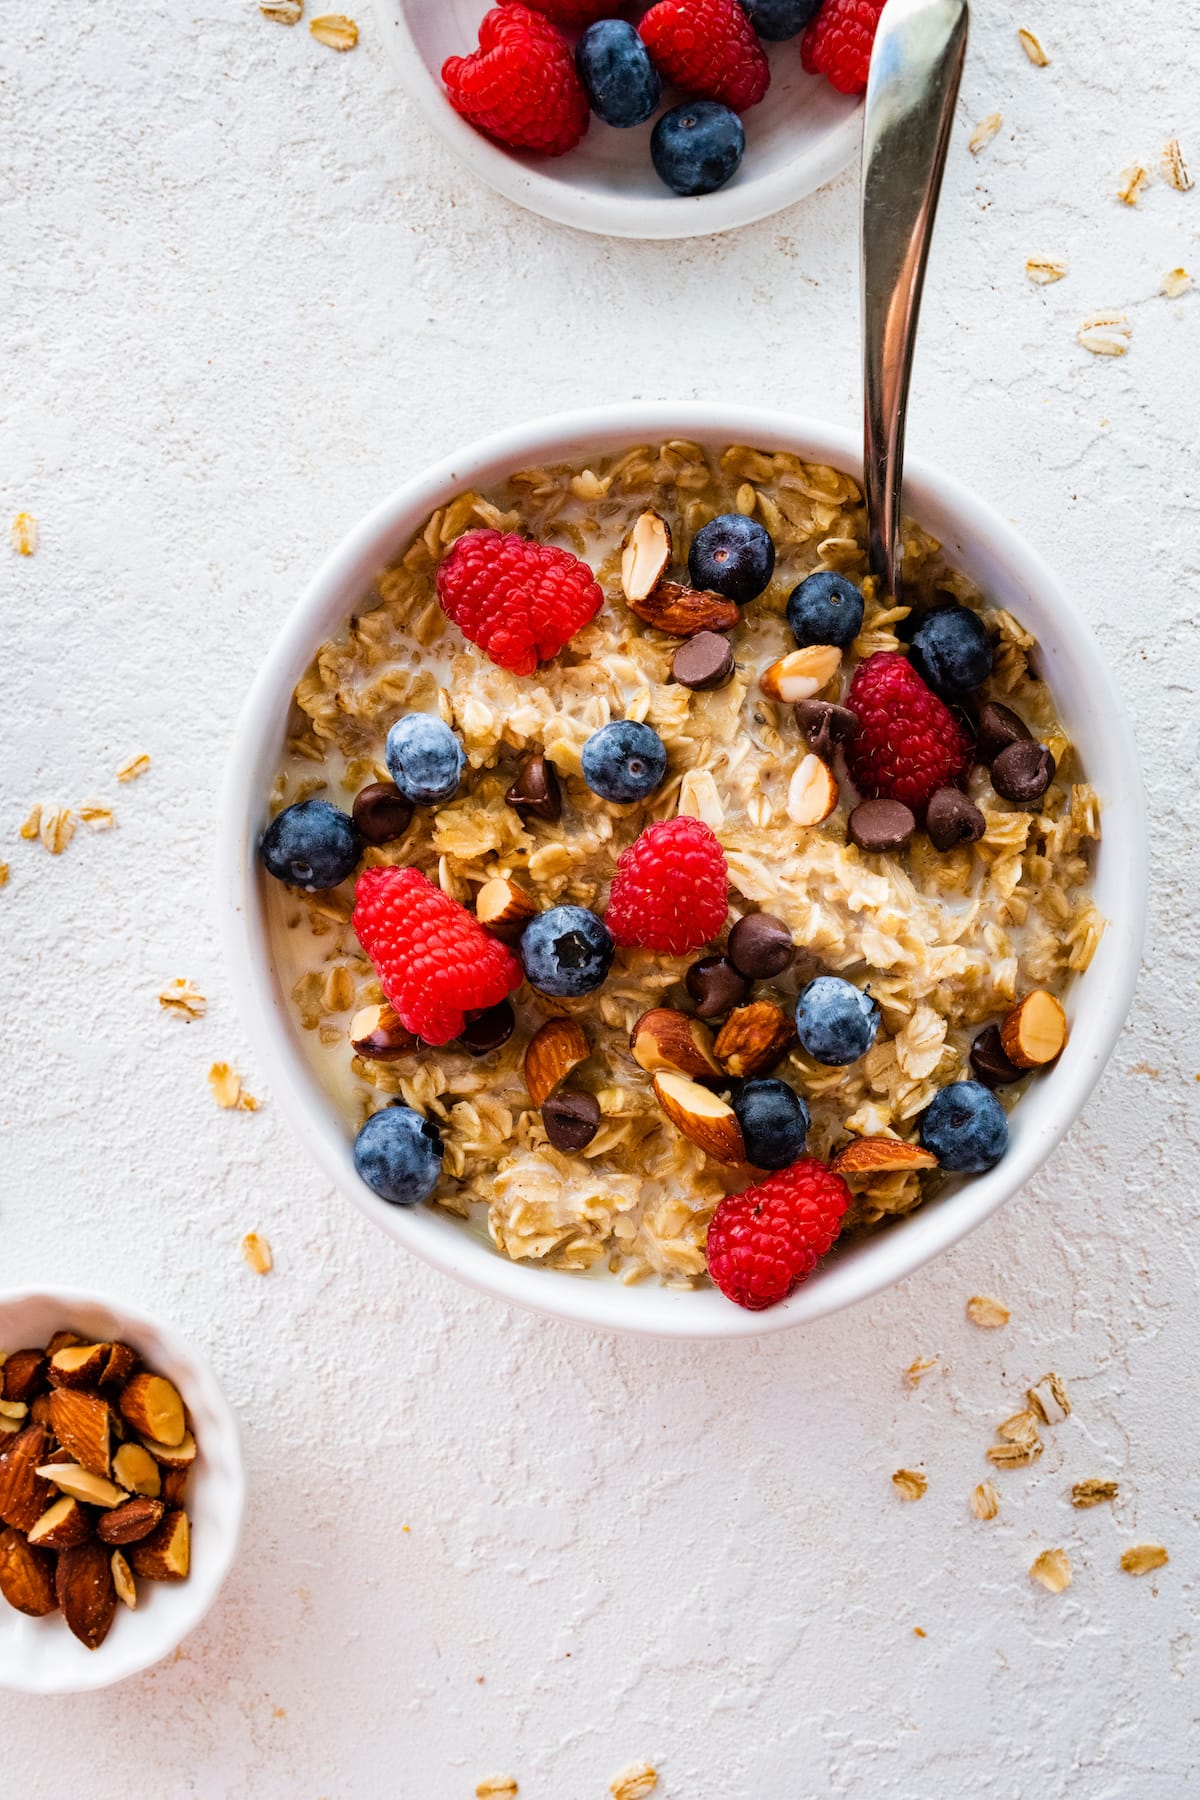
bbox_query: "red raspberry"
[639,0,771,111]
[353,867,523,1047]
[442,6,590,158]
[522,0,614,24]
[706,1158,851,1310]
[605,817,728,956]
[436,529,604,675]
[800,0,884,95]
[844,651,972,817]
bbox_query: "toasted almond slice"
[626,581,739,637]
[119,1373,185,1448]
[2,1348,47,1403]
[112,1442,162,1498]
[831,1137,939,1175]
[630,1009,722,1081]
[98,1343,139,1391]
[57,1540,117,1648]
[524,1018,590,1107]
[129,1508,190,1582]
[27,1495,92,1548]
[759,645,842,704]
[621,510,672,603]
[0,1527,57,1616]
[348,1002,417,1061]
[49,1388,111,1476]
[475,875,538,940]
[786,754,839,827]
[45,1330,85,1356]
[652,1073,746,1164]
[36,1463,127,1508]
[1000,990,1067,1067]
[47,1343,110,1388]
[161,1466,190,1507]
[138,1430,197,1471]
[713,1002,795,1080]
[0,1400,28,1422]
[111,1550,137,1610]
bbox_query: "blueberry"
[795,976,880,1066]
[688,514,775,603]
[520,905,614,998]
[786,570,866,649]
[385,713,465,805]
[741,0,821,39]
[354,1104,444,1206]
[919,1080,1009,1172]
[651,101,745,198]
[733,1079,811,1169]
[581,720,668,803]
[260,799,361,891]
[576,19,660,128]
[909,606,994,695]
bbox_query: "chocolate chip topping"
[670,631,735,692]
[977,701,1032,764]
[459,1001,516,1057]
[848,798,916,854]
[727,912,795,980]
[351,780,414,846]
[505,753,562,824]
[793,698,859,760]
[926,787,987,851]
[969,1025,1024,1088]
[541,1089,601,1153]
[685,954,750,1020]
[991,740,1056,804]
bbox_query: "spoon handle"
[861,0,969,601]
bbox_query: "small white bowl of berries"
[375,0,873,238]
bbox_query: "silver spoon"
[861,0,969,602]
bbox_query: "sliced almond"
[475,875,538,940]
[0,1423,52,1532]
[348,1002,418,1061]
[46,1331,85,1356]
[138,1430,197,1471]
[524,1018,590,1107]
[119,1373,185,1449]
[630,1009,722,1082]
[759,645,842,704]
[2,1348,47,1403]
[111,1550,137,1610]
[652,1073,746,1164]
[129,1508,190,1582]
[620,509,672,604]
[49,1387,111,1476]
[27,1495,92,1549]
[57,1540,117,1648]
[161,1466,191,1507]
[713,1002,795,1080]
[47,1342,110,1389]
[1000,990,1067,1068]
[0,1400,28,1422]
[36,1463,127,1508]
[98,1343,139,1391]
[786,754,839,827]
[0,1526,57,1617]
[96,1496,166,1546]
[831,1137,938,1176]
[112,1441,162,1498]
[626,581,739,637]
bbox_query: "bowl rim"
[0,1285,245,1693]
[219,401,1148,1341]
[372,0,862,241]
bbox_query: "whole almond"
[96,1496,166,1546]
[57,1540,117,1649]
[0,1526,57,1617]
[0,1423,51,1533]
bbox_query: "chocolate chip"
[505,754,561,824]
[459,1001,515,1057]
[926,787,986,851]
[685,954,750,1019]
[970,1025,1024,1088]
[670,631,735,692]
[793,699,859,760]
[977,701,1032,764]
[848,798,916,854]
[727,912,794,980]
[991,740,1055,804]
[352,780,414,846]
[542,1089,601,1153]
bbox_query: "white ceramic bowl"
[0,1289,244,1693]
[221,403,1146,1341]
[375,0,861,239]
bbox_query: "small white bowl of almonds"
[0,1290,244,1693]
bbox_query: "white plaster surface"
[1,3,1197,1794]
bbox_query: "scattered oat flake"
[475,1782,518,1800]
[1117,162,1151,206]
[1017,27,1048,65]
[986,1439,1042,1468]
[969,113,1002,155]
[1072,1479,1118,1508]
[208,1062,261,1112]
[1078,312,1132,356]
[0,862,8,889]
[905,1355,938,1387]
[1026,1372,1070,1424]
[1026,256,1068,285]
[892,1468,927,1501]
[40,806,75,855]
[77,799,114,831]
[912,1625,927,1637]
[18,804,41,840]
[966,1293,1009,1329]
[1162,267,1193,297]
[610,1765,657,1800]
[1162,138,1193,191]
[1030,1548,1072,1593]
[997,1409,1042,1452]
[310,13,357,48]
[10,513,37,555]
[159,978,207,1020]
[261,0,302,19]
[116,752,151,782]
[241,1232,273,1275]
[1121,1543,1168,1576]
[971,1480,1000,1520]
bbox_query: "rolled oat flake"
[992,740,1055,803]
[848,797,916,854]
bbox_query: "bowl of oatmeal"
[220,404,1145,1338]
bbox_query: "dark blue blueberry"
[688,514,775,603]
[919,1080,1009,1172]
[385,713,466,805]
[651,101,745,198]
[909,606,994,695]
[576,19,661,128]
[520,906,614,998]
[260,799,360,891]
[581,720,668,803]
[786,570,866,649]
[354,1104,444,1206]
[733,1079,811,1169]
[795,976,880,1066]
[741,0,821,39]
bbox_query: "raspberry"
[442,6,590,158]
[436,529,604,675]
[605,817,728,956]
[353,867,523,1047]
[800,0,884,95]
[522,0,614,24]
[639,0,771,111]
[844,651,973,817]
[706,1158,851,1310]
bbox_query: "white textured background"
[2,2,1197,1794]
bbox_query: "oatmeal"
[260,440,1102,1298]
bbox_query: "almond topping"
[137,1429,197,1471]
[759,645,842,704]
[630,1009,722,1081]
[524,1018,590,1107]
[119,1373,186,1449]
[0,1526,57,1616]
[713,1002,795,1080]
[27,1495,92,1549]
[57,1540,117,1648]
[47,1342,110,1388]
[475,875,538,940]
[36,1464,127,1508]
[620,510,672,603]
[626,581,739,637]
[49,1388,111,1477]
[111,1550,137,1610]
[652,1073,746,1164]
[831,1137,938,1175]
[786,753,839,827]
[348,1002,418,1061]
[129,1508,190,1582]
[112,1442,162,1498]
[1000,990,1067,1067]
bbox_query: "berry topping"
[705,1157,851,1309]
[742,0,822,39]
[844,651,973,816]
[581,720,668,803]
[909,605,994,695]
[605,816,729,956]
[800,0,885,95]
[640,0,771,110]
[354,1104,444,1207]
[795,975,880,1066]
[352,781,414,846]
[385,713,466,805]
[651,101,746,196]
[733,1079,812,1170]
[520,905,614,997]
[442,6,590,158]
[524,0,614,23]
[260,799,361,891]
[576,19,661,128]
[786,570,865,649]
[918,1080,1009,1172]
[436,529,603,675]
[352,866,524,1046]
[688,514,776,603]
